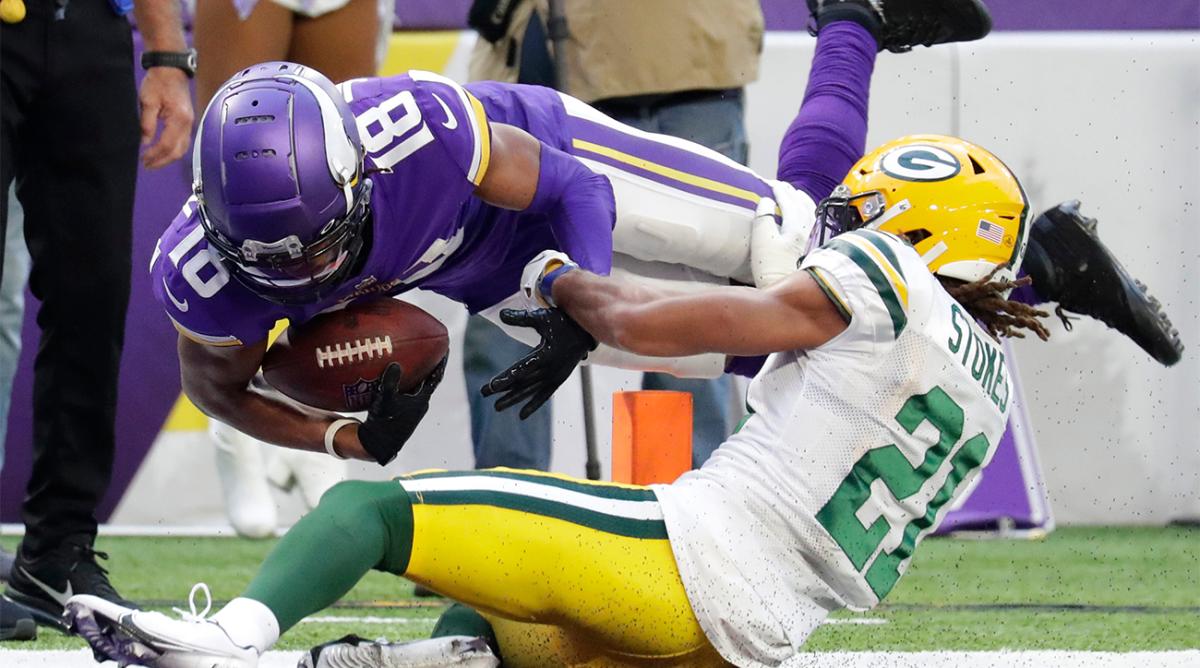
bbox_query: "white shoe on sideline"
[66,584,259,668]
[299,634,499,668]
[211,420,278,538]
[265,445,346,510]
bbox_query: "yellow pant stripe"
[572,138,761,206]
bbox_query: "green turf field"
[3,526,1197,652]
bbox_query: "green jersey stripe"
[400,469,657,502]
[409,489,669,540]
[806,268,853,323]
[824,238,909,338]
[855,230,906,281]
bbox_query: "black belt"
[591,88,743,117]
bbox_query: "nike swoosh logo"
[163,277,189,312]
[431,93,458,130]
[20,567,73,605]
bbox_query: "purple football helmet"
[194,61,369,304]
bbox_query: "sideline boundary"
[4,649,1199,668]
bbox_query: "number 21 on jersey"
[816,387,991,599]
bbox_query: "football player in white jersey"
[65,134,1053,668]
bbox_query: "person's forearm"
[553,268,840,358]
[134,0,187,51]
[185,379,370,461]
[552,270,676,353]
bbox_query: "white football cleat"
[211,420,278,538]
[299,634,499,668]
[65,584,259,668]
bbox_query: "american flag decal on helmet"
[976,219,1004,245]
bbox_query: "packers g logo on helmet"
[879,144,961,182]
[814,134,1030,285]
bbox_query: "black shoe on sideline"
[1024,200,1184,367]
[5,535,137,632]
[807,0,993,53]
[1,596,37,641]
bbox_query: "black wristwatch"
[141,49,198,78]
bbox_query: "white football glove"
[750,193,812,288]
[767,179,818,247]
[520,249,578,308]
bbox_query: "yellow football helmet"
[813,135,1030,284]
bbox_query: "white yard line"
[5,649,1199,668]
[300,615,435,625]
[294,615,884,626]
[1,649,303,667]
[791,652,1200,667]
[295,616,888,626]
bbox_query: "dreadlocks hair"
[939,265,1052,341]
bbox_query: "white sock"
[211,597,280,653]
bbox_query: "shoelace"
[885,13,943,52]
[172,582,214,623]
[72,545,112,575]
[69,544,124,599]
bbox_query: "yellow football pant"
[397,468,726,667]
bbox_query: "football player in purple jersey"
[152,0,1180,471]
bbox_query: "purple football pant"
[777,21,878,203]
[729,22,878,378]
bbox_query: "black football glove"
[357,356,447,466]
[480,308,597,420]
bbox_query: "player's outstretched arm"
[178,336,381,462]
[553,270,850,358]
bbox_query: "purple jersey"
[153,72,575,346]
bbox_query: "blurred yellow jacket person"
[469,0,764,103]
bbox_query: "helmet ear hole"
[904,229,933,245]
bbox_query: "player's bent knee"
[316,479,414,574]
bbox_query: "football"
[262,298,449,412]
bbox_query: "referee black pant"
[1,0,139,555]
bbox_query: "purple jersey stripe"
[566,115,771,207]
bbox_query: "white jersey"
[654,229,1013,667]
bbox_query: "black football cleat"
[1,596,37,641]
[807,0,993,53]
[5,534,137,632]
[1022,201,1184,367]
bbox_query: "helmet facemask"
[199,179,373,305]
[812,185,892,248]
